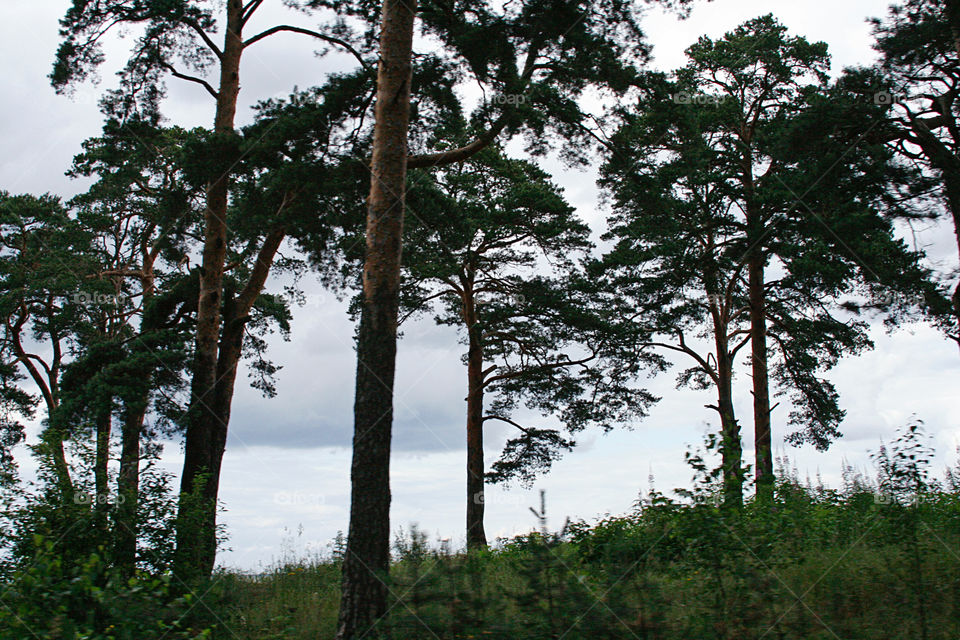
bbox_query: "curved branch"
[482,352,597,388]
[158,61,219,99]
[482,414,531,433]
[242,25,369,72]
[242,0,266,26]
[407,112,512,169]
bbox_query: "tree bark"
[748,251,773,501]
[465,296,487,549]
[116,402,145,575]
[93,407,111,529]
[743,147,773,503]
[713,316,742,509]
[11,314,72,497]
[336,0,417,635]
[192,227,286,576]
[946,0,960,58]
[174,0,245,582]
[115,254,158,576]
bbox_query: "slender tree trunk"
[715,337,742,509]
[175,0,244,582]
[116,262,157,576]
[748,253,773,501]
[116,402,145,575]
[14,323,72,498]
[336,0,417,635]
[743,150,774,502]
[465,309,487,549]
[93,407,111,529]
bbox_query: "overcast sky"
[2,0,959,571]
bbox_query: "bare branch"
[241,0,266,26]
[158,61,219,99]
[482,414,532,433]
[242,25,369,72]
[408,112,511,169]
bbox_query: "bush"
[0,536,213,639]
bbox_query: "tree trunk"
[748,253,773,502]
[336,0,417,635]
[909,121,960,345]
[465,305,487,549]
[174,0,244,582]
[14,322,72,498]
[116,259,157,576]
[714,327,742,509]
[186,227,286,577]
[946,0,960,58]
[48,434,73,500]
[179,227,285,579]
[116,402,145,576]
[944,174,960,347]
[743,148,773,503]
[93,407,111,529]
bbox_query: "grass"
[202,475,960,639]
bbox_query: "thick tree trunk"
[180,227,285,579]
[187,227,285,576]
[175,0,244,582]
[943,173,960,343]
[743,150,774,503]
[465,313,487,549]
[48,435,72,499]
[336,0,417,635]
[748,254,773,501]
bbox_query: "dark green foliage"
[857,0,960,344]
[401,146,656,487]
[597,15,936,490]
[0,536,213,639]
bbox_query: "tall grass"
[203,426,960,639]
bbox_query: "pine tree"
[599,15,935,505]
[401,147,654,548]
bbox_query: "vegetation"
[0,0,957,638]
[163,425,960,640]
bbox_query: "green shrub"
[0,536,213,639]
